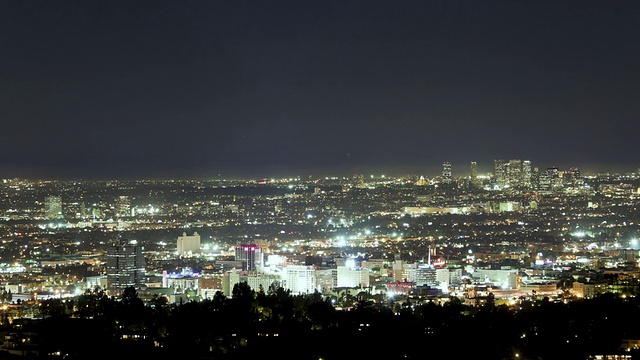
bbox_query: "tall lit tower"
[507,159,523,187]
[470,161,478,188]
[523,160,532,188]
[442,162,452,184]
[494,160,507,187]
[45,196,62,220]
[235,244,264,271]
[106,238,146,295]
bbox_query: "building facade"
[106,239,146,295]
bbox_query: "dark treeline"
[12,286,640,360]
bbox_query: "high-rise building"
[568,167,582,188]
[44,196,62,220]
[507,159,523,187]
[494,159,533,189]
[539,166,561,191]
[470,161,479,188]
[177,231,201,256]
[494,160,507,187]
[442,162,452,183]
[106,238,146,295]
[522,160,533,188]
[235,244,263,271]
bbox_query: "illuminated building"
[337,264,370,288]
[316,268,338,292]
[507,159,523,187]
[569,167,582,188]
[539,166,561,191]
[177,231,201,256]
[162,268,201,294]
[385,281,415,296]
[436,268,462,286]
[531,166,540,189]
[442,162,452,183]
[106,238,146,295]
[494,159,533,189]
[114,195,131,218]
[44,196,62,220]
[352,173,365,188]
[235,244,263,271]
[523,160,532,188]
[472,268,519,289]
[494,159,507,187]
[470,161,479,188]
[284,265,317,294]
[573,280,608,298]
[414,265,437,287]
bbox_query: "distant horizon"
[3,2,640,183]
[2,160,638,182]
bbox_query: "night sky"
[2,1,639,179]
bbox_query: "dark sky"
[2,1,639,179]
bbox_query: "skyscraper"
[494,159,533,189]
[470,161,478,188]
[507,159,523,187]
[569,167,582,188]
[442,162,452,184]
[523,160,533,188]
[44,196,62,220]
[106,238,146,295]
[235,244,263,271]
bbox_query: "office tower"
[507,159,523,187]
[494,159,507,187]
[45,196,62,220]
[442,162,452,183]
[547,166,561,190]
[177,231,201,256]
[522,160,532,188]
[235,244,263,271]
[539,166,561,191]
[531,166,540,190]
[470,161,478,188]
[568,167,582,188]
[106,238,146,295]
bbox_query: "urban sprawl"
[0,160,639,359]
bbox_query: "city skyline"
[3,1,639,180]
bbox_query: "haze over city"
[2,1,639,179]
[2,3,640,359]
